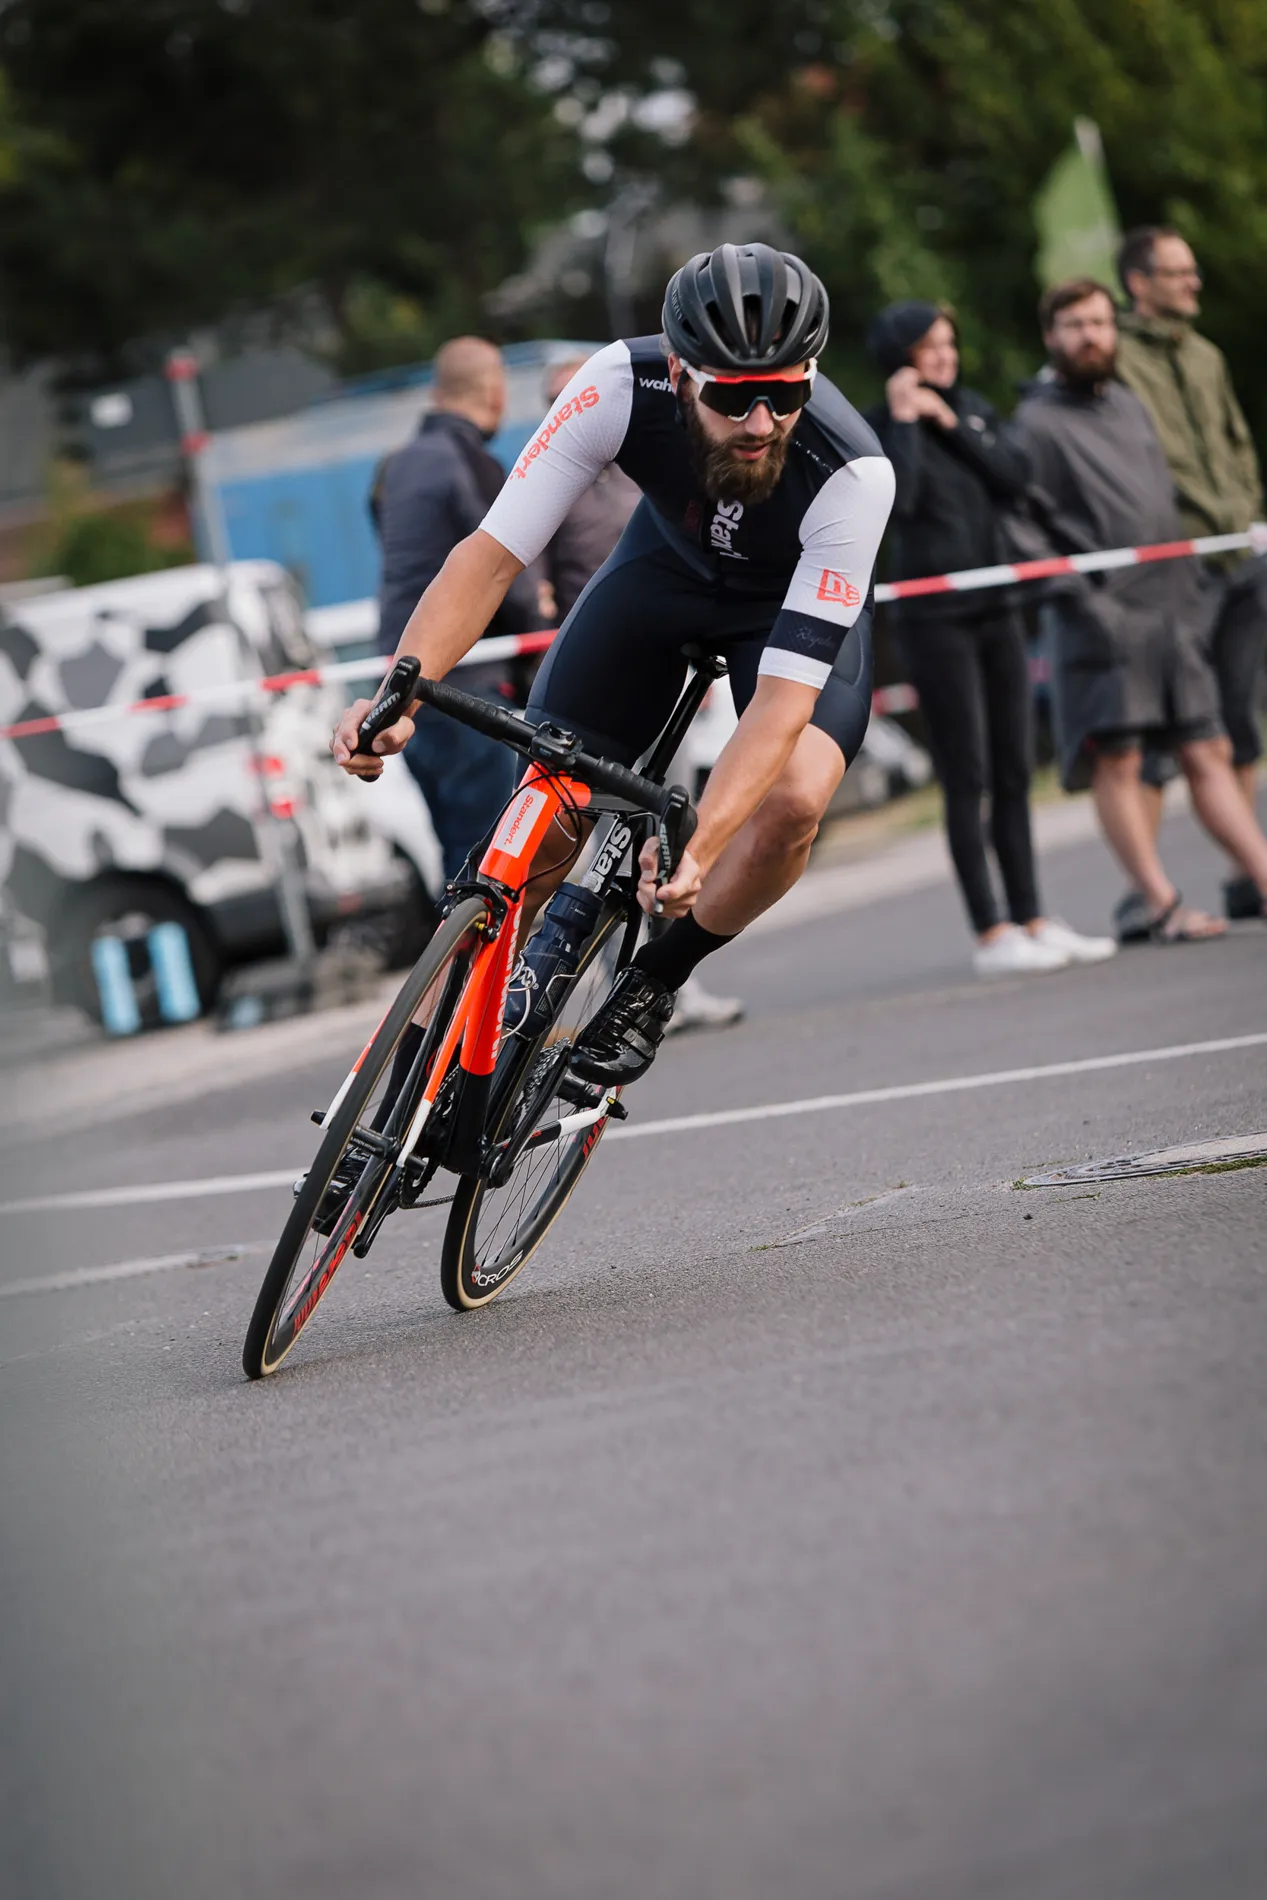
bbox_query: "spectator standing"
[373,336,542,881]
[866,300,1112,975]
[538,357,743,1033]
[1115,226,1267,923]
[1013,279,1267,939]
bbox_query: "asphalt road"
[3,801,1266,1900]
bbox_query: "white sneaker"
[665,974,745,1034]
[972,925,1068,979]
[1028,918,1118,964]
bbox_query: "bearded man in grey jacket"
[1013,279,1267,941]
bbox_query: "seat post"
[640,647,728,785]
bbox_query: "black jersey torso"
[612,336,882,595]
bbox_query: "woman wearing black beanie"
[865,301,1113,974]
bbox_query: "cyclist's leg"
[571,611,872,1081]
[516,504,716,930]
[526,503,708,758]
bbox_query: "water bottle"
[148,922,201,1024]
[504,883,604,1038]
[91,934,141,1037]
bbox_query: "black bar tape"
[415,674,538,751]
[414,674,695,857]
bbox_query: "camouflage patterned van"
[0,561,436,1019]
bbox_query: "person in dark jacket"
[866,300,1112,974]
[373,335,542,880]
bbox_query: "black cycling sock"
[633,913,735,992]
[372,1021,424,1131]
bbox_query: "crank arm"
[518,1091,626,1153]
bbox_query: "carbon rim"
[242,900,488,1376]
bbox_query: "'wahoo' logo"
[816,569,861,606]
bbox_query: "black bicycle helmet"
[662,242,830,372]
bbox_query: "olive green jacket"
[1115,311,1262,548]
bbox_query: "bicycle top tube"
[409,675,686,822]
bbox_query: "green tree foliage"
[4,0,1265,443]
[522,0,1267,436]
[38,509,193,587]
[0,0,581,371]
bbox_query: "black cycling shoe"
[295,1141,374,1236]
[1223,874,1264,921]
[568,968,675,1085]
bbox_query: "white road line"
[0,1169,298,1217]
[0,1244,262,1298]
[2,1028,1264,1219]
[606,1029,1267,1140]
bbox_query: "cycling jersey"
[481,337,894,694]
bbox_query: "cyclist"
[333,243,894,1085]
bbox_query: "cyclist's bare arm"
[635,675,818,916]
[332,529,525,778]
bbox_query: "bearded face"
[681,381,794,505]
[1048,336,1118,391]
[1045,294,1119,393]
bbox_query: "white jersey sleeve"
[479,342,635,567]
[758,454,896,689]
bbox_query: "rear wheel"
[441,907,626,1311]
[242,896,488,1378]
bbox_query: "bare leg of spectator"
[1090,749,1224,937]
[1234,762,1259,813]
[1178,738,1267,896]
[1140,779,1165,841]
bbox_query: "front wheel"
[440,906,625,1311]
[242,896,489,1377]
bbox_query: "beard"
[1050,341,1117,392]
[683,389,792,504]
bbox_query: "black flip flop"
[1147,893,1227,944]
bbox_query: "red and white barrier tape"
[0,628,558,745]
[874,528,1250,601]
[0,530,1252,746]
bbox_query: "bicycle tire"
[440,906,626,1312]
[242,896,489,1378]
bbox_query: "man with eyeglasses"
[1115,226,1267,924]
[334,243,894,1083]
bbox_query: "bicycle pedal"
[310,1110,325,1126]
[606,1097,629,1121]
[557,1072,605,1109]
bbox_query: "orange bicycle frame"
[394,764,594,1175]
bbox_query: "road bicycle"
[242,647,721,1378]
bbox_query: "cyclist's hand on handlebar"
[331,699,414,779]
[637,836,702,918]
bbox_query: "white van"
[0,561,440,1020]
